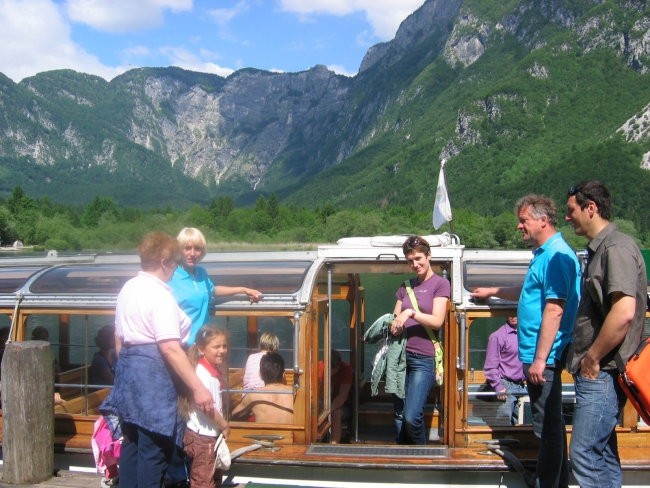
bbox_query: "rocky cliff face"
[120,66,352,189]
[359,0,462,72]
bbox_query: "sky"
[0,0,426,83]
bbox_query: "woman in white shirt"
[101,231,213,488]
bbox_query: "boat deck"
[3,442,650,487]
[223,442,650,487]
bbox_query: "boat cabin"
[0,235,649,486]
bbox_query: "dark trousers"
[120,422,174,488]
[523,364,569,488]
[166,446,188,484]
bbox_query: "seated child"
[232,352,294,424]
[242,332,279,390]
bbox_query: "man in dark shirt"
[565,180,647,488]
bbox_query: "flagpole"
[433,159,453,232]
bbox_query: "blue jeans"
[120,422,174,488]
[393,351,436,445]
[523,363,569,488]
[570,370,626,488]
[496,378,528,426]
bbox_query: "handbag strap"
[403,280,439,344]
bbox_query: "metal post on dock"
[1,340,55,484]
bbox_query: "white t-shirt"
[116,271,191,345]
[243,351,266,389]
[186,362,223,437]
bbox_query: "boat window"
[215,315,295,372]
[466,316,515,427]
[0,313,12,387]
[217,314,297,424]
[27,260,313,296]
[0,266,46,293]
[466,316,576,428]
[29,264,139,294]
[463,262,529,291]
[22,312,116,416]
[205,260,313,296]
[331,299,353,363]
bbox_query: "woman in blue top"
[169,227,263,346]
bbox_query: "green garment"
[363,313,406,398]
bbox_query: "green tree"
[7,186,35,216]
[7,186,39,244]
[209,196,234,225]
[492,212,519,248]
[82,197,120,228]
[0,207,16,246]
[267,194,280,226]
[186,204,213,229]
[252,196,272,233]
[122,207,143,223]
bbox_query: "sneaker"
[100,477,119,488]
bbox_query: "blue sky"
[0,0,426,82]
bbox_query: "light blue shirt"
[168,265,215,345]
[517,232,581,365]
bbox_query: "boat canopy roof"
[0,250,318,309]
[0,234,555,311]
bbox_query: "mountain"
[289,0,650,224]
[0,0,649,232]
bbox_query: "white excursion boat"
[0,234,649,487]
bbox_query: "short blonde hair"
[259,332,280,352]
[176,227,207,260]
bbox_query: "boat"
[0,235,648,487]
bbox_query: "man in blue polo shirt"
[473,194,581,488]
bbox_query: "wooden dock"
[0,468,102,488]
[0,450,249,488]
[0,469,249,488]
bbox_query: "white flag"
[432,161,452,230]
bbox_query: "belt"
[505,378,526,386]
[406,351,433,359]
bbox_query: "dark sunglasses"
[402,237,430,253]
[406,236,428,247]
[568,185,595,202]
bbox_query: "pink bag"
[91,416,121,478]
